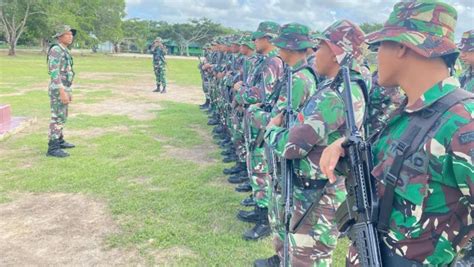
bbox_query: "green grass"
[0,51,348,266]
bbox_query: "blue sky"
[125,0,473,39]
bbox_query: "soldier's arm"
[48,46,64,95]
[244,58,283,104]
[450,103,474,231]
[264,74,314,158]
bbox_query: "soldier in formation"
[196,1,472,266]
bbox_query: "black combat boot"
[153,84,161,92]
[208,118,219,125]
[237,206,260,223]
[46,140,69,158]
[235,181,252,192]
[59,136,75,149]
[160,86,167,94]
[213,125,224,134]
[228,172,249,184]
[253,255,280,267]
[243,207,271,240]
[199,99,210,109]
[223,162,245,175]
[221,147,235,156]
[223,154,238,163]
[240,195,256,207]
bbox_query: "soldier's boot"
[213,125,224,134]
[228,172,248,184]
[253,255,280,267]
[235,181,252,192]
[237,206,260,223]
[199,99,210,109]
[243,207,271,240]
[160,86,167,94]
[46,140,69,158]
[223,154,238,163]
[153,84,161,92]
[221,147,235,156]
[59,136,75,149]
[207,118,219,125]
[223,162,245,175]
[240,195,256,206]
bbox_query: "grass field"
[0,51,348,266]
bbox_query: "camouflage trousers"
[270,179,345,267]
[249,145,271,208]
[153,62,166,87]
[230,107,246,162]
[48,93,68,141]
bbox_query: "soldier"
[257,20,369,267]
[46,25,76,158]
[199,43,212,110]
[234,21,284,241]
[320,1,473,266]
[459,30,474,92]
[149,37,167,93]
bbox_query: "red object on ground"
[0,104,16,134]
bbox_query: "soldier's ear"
[397,44,408,59]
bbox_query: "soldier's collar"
[405,76,460,113]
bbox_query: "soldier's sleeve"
[283,89,345,159]
[48,46,63,94]
[449,103,474,231]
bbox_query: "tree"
[0,0,43,56]
[170,18,233,56]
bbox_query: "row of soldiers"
[198,1,473,266]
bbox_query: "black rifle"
[282,66,294,267]
[335,66,382,267]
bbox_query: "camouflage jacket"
[265,69,367,180]
[152,45,166,64]
[48,44,74,95]
[370,76,473,265]
[459,66,474,93]
[234,54,258,105]
[367,71,405,135]
[238,49,284,105]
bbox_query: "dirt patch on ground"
[0,193,144,266]
[72,98,162,121]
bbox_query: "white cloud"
[125,0,474,39]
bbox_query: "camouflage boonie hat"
[252,21,280,40]
[309,31,321,48]
[313,20,366,68]
[272,23,314,51]
[459,30,474,52]
[230,35,242,45]
[239,35,256,50]
[52,25,77,39]
[365,0,459,60]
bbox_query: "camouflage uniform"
[459,30,474,93]
[264,21,368,267]
[47,25,76,158]
[236,22,284,240]
[367,71,405,135]
[150,37,167,92]
[343,1,474,265]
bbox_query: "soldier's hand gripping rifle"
[282,66,294,267]
[335,66,382,267]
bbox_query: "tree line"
[0,0,381,56]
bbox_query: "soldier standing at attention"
[320,1,473,265]
[150,37,167,93]
[459,30,474,92]
[46,25,76,158]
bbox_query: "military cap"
[313,20,366,68]
[252,21,280,40]
[366,0,459,61]
[272,23,314,51]
[239,35,255,50]
[230,35,242,45]
[52,25,77,39]
[309,31,321,48]
[459,30,474,52]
